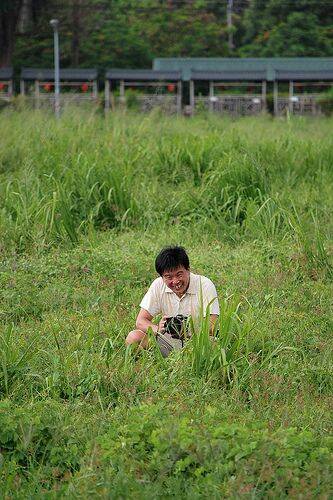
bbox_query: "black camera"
[163,315,188,339]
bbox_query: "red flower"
[81,83,89,92]
[167,84,175,92]
[43,83,52,92]
[0,83,5,91]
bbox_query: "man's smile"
[173,282,183,291]
[162,266,190,296]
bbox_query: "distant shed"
[20,68,98,108]
[154,58,333,116]
[154,57,269,81]
[0,67,14,102]
[105,69,182,114]
[273,69,333,116]
[190,69,267,116]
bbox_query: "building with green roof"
[154,58,333,116]
[0,68,14,102]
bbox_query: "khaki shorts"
[156,331,217,358]
[156,332,183,358]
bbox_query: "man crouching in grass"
[125,246,219,357]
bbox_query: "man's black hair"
[155,246,190,276]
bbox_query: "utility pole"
[227,0,234,51]
[50,19,60,118]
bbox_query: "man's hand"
[158,316,168,334]
[210,314,219,336]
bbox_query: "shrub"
[96,403,333,497]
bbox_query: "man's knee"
[125,329,146,346]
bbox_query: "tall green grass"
[287,207,333,279]
[0,110,332,496]
[186,296,252,383]
[1,109,332,255]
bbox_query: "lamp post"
[50,19,60,118]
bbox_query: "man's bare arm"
[136,308,166,335]
[136,308,156,333]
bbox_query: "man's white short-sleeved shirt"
[140,272,219,318]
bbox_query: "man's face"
[162,266,190,296]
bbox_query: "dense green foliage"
[0,111,332,496]
[240,0,333,56]
[7,0,333,70]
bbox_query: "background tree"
[0,0,24,67]
[240,0,333,56]
[4,0,333,70]
[12,0,231,69]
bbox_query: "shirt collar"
[165,272,197,295]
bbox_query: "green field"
[0,110,332,498]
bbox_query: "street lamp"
[50,19,60,118]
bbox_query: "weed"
[288,207,333,279]
[0,325,38,396]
